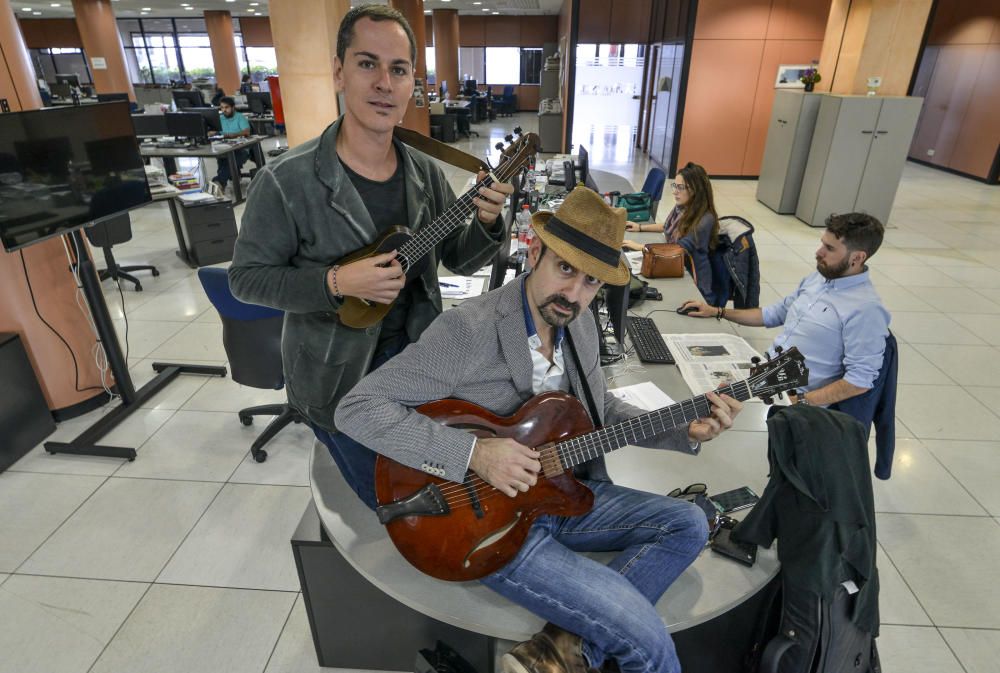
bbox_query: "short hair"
[336,4,417,66]
[220,96,236,108]
[825,212,884,259]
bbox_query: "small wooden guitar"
[374,347,809,581]
[336,130,539,329]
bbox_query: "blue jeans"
[481,480,709,673]
[215,148,251,188]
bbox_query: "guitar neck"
[398,163,520,264]
[556,380,753,470]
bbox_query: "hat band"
[545,216,620,268]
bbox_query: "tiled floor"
[2,113,999,672]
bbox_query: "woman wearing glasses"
[627,162,720,301]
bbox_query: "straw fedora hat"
[531,185,630,286]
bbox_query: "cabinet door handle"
[876,130,888,134]
[861,130,874,134]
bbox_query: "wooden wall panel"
[517,84,540,110]
[927,0,998,45]
[610,0,653,44]
[949,44,1000,178]
[693,0,771,40]
[18,18,83,48]
[578,0,612,43]
[520,16,558,45]
[677,39,764,174]
[240,16,273,47]
[766,0,829,40]
[425,15,433,44]
[485,16,521,46]
[459,15,486,46]
[741,38,823,174]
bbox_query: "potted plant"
[800,68,821,92]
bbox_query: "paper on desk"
[624,250,644,275]
[473,265,492,277]
[439,276,484,299]
[177,191,215,203]
[609,381,675,412]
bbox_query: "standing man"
[211,95,252,195]
[680,212,889,406]
[336,186,743,673]
[229,5,512,492]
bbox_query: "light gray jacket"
[335,276,697,484]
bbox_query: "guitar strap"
[393,126,489,174]
[565,329,603,429]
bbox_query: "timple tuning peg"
[750,356,761,365]
[775,345,784,354]
[513,126,523,135]
[505,134,514,143]
[495,142,504,151]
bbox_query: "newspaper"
[663,333,764,398]
[438,276,485,299]
[608,381,675,412]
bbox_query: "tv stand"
[44,229,226,460]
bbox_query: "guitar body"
[336,226,430,329]
[374,392,596,582]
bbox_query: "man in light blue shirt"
[211,96,253,194]
[680,212,890,407]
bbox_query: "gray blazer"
[335,276,697,484]
[229,118,503,431]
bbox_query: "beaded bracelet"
[330,264,342,299]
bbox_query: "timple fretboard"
[396,156,527,268]
[554,380,753,470]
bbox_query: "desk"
[139,136,266,205]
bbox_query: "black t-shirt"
[341,149,417,354]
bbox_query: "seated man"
[211,96,253,195]
[680,212,890,407]
[336,186,743,673]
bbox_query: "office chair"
[492,85,516,117]
[639,167,667,220]
[85,213,159,292]
[455,108,478,138]
[198,267,304,463]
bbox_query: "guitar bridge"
[376,483,450,524]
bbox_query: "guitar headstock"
[746,346,809,404]
[493,128,539,182]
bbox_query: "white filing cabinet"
[756,91,823,214]
[796,95,923,227]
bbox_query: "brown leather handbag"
[641,243,685,278]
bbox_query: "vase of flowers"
[800,68,821,92]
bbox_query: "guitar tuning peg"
[777,391,785,399]
[775,345,784,354]
[513,126,523,135]
[495,142,504,151]
[761,395,774,405]
[750,356,761,365]
[505,134,514,143]
[765,352,772,361]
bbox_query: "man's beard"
[817,256,850,279]
[538,294,581,327]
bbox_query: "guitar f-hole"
[462,511,523,568]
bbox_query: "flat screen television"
[0,102,152,253]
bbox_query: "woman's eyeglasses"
[669,182,688,192]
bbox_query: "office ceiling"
[13,0,562,19]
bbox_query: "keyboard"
[626,316,675,364]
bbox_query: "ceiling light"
[250,2,259,5]
[50,3,61,7]
[33,10,41,14]
[184,6,194,9]
[142,6,151,9]
[481,7,489,11]
[492,11,499,14]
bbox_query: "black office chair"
[85,213,159,292]
[454,108,478,138]
[198,267,304,463]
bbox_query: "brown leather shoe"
[502,623,589,673]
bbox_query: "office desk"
[48,97,100,107]
[139,136,266,205]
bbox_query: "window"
[485,47,519,85]
[459,47,485,85]
[425,47,436,85]
[520,48,542,85]
[31,48,93,85]
[245,47,278,83]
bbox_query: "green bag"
[618,192,652,222]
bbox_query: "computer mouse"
[676,305,698,315]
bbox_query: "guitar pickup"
[376,483,451,524]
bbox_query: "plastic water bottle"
[516,204,532,253]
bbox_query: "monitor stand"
[44,229,226,460]
[593,303,623,366]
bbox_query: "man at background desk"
[680,212,889,407]
[212,96,252,195]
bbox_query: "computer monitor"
[55,73,80,87]
[130,113,169,137]
[592,269,630,363]
[563,160,577,187]
[463,79,478,96]
[172,89,206,109]
[246,91,272,115]
[440,80,449,101]
[488,172,524,291]
[97,92,130,103]
[190,106,222,134]
[50,82,73,99]
[577,145,590,185]
[0,101,151,252]
[165,112,208,142]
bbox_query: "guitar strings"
[421,365,795,509]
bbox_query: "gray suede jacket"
[229,118,504,431]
